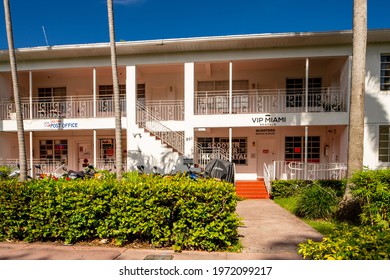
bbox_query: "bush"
[298,224,390,260]
[294,182,339,219]
[0,173,241,252]
[349,169,390,229]
[271,180,307,198]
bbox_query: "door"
[78,142,93,170]
[257,138,275,178]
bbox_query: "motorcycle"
[62,164,96,180]
[1,164,33,180]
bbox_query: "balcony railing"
[0,95,126,120]
[143,100,184,121]
[194,87,346,115]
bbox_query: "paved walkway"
[0,199,323,260]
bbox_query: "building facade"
[0,30,390,182]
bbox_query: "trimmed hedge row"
[0,173,241,251]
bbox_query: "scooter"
[62,164,96,180]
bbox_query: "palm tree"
[3,0,27,181]
[346,0,367,189]
[107,0,123,181]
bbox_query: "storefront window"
[39,139,68,164]
[197,137,247,165]
[285,136,320,162]
[379,126,390,162]
[100,138,115,163]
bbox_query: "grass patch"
[303,219,336,235]
[273,196,336,235]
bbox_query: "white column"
[93,68,97,117]
[184,62,195,158]
[126,65,138,169]
[304,58,309,177]
[93,130,97,167]
[29,71,32,119]
[229,61,233,114]
[305,58,309,113]
[29,131,33,178]
[229,128,233,162]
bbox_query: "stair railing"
[137,101,230,168]
[137,101,185,154]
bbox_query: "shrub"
[294,182,339,219]
[271,180,308,198]
[298,224,390,260]
[0,173,241,252]
[349,169,390,229]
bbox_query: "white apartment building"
[0,30,390,182]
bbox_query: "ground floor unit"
[0,121,350,182]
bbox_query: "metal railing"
[0,95,126,120]
[263,163,272,194]
[136,101,185,154]
[143,100,184,121]
[194,87,346,115]
[271,161,347,181]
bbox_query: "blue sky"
[1,0,390,50]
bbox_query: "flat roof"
[1,29,390,63]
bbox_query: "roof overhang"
[1,29,390,63]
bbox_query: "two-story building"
[1,29,390,191]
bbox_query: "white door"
[78,142,92,170]
[257,138,275,178]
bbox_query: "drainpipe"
[29,71,32,119]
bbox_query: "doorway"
[257,138,275,178]
[78,142,93,170]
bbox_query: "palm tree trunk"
[3,0,27,181]
[107,0,123,181]
[346,0,367,189]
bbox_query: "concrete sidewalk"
[0,199,323,260]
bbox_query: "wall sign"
[44,119,79,129]
[252,114,287,126]
[256,128,276,135]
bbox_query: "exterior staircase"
[236,179,270,199]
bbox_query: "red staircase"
[235,179,270,199]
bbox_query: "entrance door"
[257,138,275,178]
[78,142,93,170]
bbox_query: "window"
[380,54,390,91]
[379,126,390,162]
[285,136,320,162]
[197,80,249,113]
[137,84,146,104]
[38,87,66,101]
[37,87,67,117]
[40,139,68,164]
[98,85,126,112]
[197,137,247,165]
[286,78,322,108]
[100,139,115,162]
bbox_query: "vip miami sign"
[251,114,287,126]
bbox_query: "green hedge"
[0,173,241,252]
[271,179,345,198]
[298,224,390,260]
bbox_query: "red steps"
[235,179,270,199]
